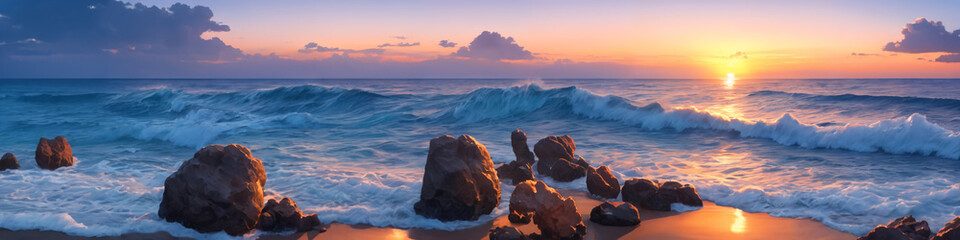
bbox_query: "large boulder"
[933,216,960,240]
[414,135,501,221]
[0,153,19,171]
[549,158,587,182]
[496,161,535,185]
[586,166,620,199]
[257,197,325,233]
[489,226,529,240]
[158,144,267,236]
[35,136,73,170]
[589,201,640,226]
[533,136,576,174]
[510,180,586,240]
[512,129,535,166]
[858,216,930,240]
[621,178,702,211]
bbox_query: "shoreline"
[0,189,856,240]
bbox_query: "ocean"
[1,78,959,238]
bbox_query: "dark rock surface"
[510,180,586,240]
[858,215,930,240]
[158,144,267,236]
[533,135,575,174]
[934,216,960,240]
[489,226,528,240]
[496,161,535,185]
[512,129,535,166]
[0,153,19,171]
[586,166,620,199]
[414,135,501,221]
[548,158,587,182]
[621,178,703,211]
[257,197,324,233]
[589,201,640,226]
[509,210,532,224]
[35,136,73,170]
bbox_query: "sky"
[1,0,959,79]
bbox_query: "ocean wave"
[749,90,960,110]
[447,85,960,159]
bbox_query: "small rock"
[533,135,576,174]
[549,158,587,182]
[490,226,528,240]
[586,166,620,199]
[0,153,19,171]
[589,201,640,226]
[510,180,586,240]
[414,135,501,221]
[497,161,535,185]
[512,129,535,166]
[35,136,73,170]
[297,214,327,233]
[933,216,960,240]
[257,197,323,232]
[858,215,930,240]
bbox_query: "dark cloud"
[298,42,385,54]
[452,31,534,60]
[729,51,747,59]
[377,42,420,48]
[0,0,242,62]
[883,18,960,63]
[394,36,407,40]
[936,53,960,62]
[438,40,457,48]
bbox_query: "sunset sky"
[2,0,959,78]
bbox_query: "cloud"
[729,51,748,59]
[377,42,420,48]
[438,40,457,48]
[0,0,242,62]
[394,36,406,40]
[452,31,534,60]
[851,52,880,56]
[936,53,960,62]
[883,18,960,63]
[298,42,385,54]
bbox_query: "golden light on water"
[731,209,747,233]
[724,72,736,89]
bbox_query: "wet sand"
[0,190,856,240]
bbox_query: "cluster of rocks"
[621,178,703,211]
[859,215,960,240]
[411,129,702,239]
[0,136,76,172]
[158,144,325,236]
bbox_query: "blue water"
[1,78,960,238]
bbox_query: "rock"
[510,180,586,240]
[496,161,535,185]
[589,201,640,226]
[586,166,620,199]
[509,210,532,224]
[512,129,535,166]
[549,158,587,182]
[533,135,576,174]
[621,178,665,211]
[933,216,960,240]
[858,216,930,240]
[158,144,267,236]
[414,135,501,221]
[489,226,528,240]
[35,136,73,170]
[257,197,322,232]
[621,178,702,211]
[0,153,19,171]
[297,214,327,233]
